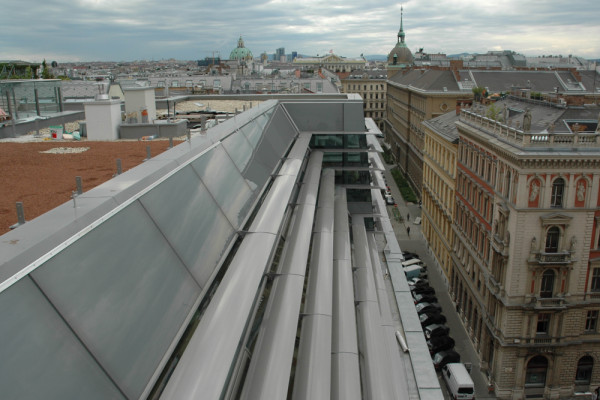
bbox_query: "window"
[551,178,565,207]
[525,356,548,387]
[186,80,193,87]
[540,270,555,298]
[592,268,600,292]
[545,227,560,253]
[585,311,598,332]
[536,313,550,335]
[172,80,179,87]
[575,356,594,384]
[157,81,165,87]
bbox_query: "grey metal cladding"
[284,102,345,131]
[239,151,322,400]
[331,353,361,400]
[162,136,308,399]
[139,164,236,287]
[190,145,255,229]
[0,278,125,400]
[30,201,201,399]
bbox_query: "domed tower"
[229,36,254,62]
[229,36,254,75]
[387,7,413,78]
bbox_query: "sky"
[2,0,599,63]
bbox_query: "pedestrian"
[594,387,600,400]
[407,226,411,236]
[407,213,410,222]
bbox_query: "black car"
[424,323,449,340]
[415,302,442,315]
[427,335,455,355]
[432,349,460,370]
[413,293,438,305]
[402,251,419,261]
[408,277,429,287]
[419,312,446,327]
[411,286,435,296]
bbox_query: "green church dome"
[230,36,253,61]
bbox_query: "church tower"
[387,7,414,78]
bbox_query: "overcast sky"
[2,0,599,62]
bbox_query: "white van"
[442,363,475,400]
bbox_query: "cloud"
[1,0,598,61]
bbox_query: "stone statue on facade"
[523,109,532,132]
[570,236,577,253]
[577,181,586,202]
[531,236,537,252]
[529,181,540,201]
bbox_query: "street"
[381,162,495,400]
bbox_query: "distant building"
[293,53,367,73]
[228,36,255,76]
[385,69,472,194]
[275,47,285,62]
[341,70,387,130]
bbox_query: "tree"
[485,103,501,121]
[472,86,484,101]
[41,59,53,79]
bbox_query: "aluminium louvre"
[367,232,411,399]
[291,168,335,400]
[239,150,323,400]
[352,217,396,399]
[331,186,361,400]
[160,134,308,400]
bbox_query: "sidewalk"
[381,161,495,400]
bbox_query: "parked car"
[402,251,419,261]
[419,312,447,327]
[385,195,395,205]
[424,323,450,340]
[427,335,455,355]
[414,293,438,305]
[408,277,429,287]
[411,286,435,296]
[432,350,461,370]
[415,302,442,315]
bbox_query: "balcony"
[529,251,573,265]
[523,296,567,310]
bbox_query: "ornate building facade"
[385,69,472,195]
[421,112,459,284]
[292,53,367,73]
[452,97,600,399]
[341,70,387,130]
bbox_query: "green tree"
[472,86,484,101]
[41,59,53,79]
[486,103,501,121]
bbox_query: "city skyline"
[2,0,600,63]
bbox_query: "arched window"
[525,355,548,387]
[540,270,555,298]
[575,356,593,384]
[551,178,565,208]
[545,227,560,253]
